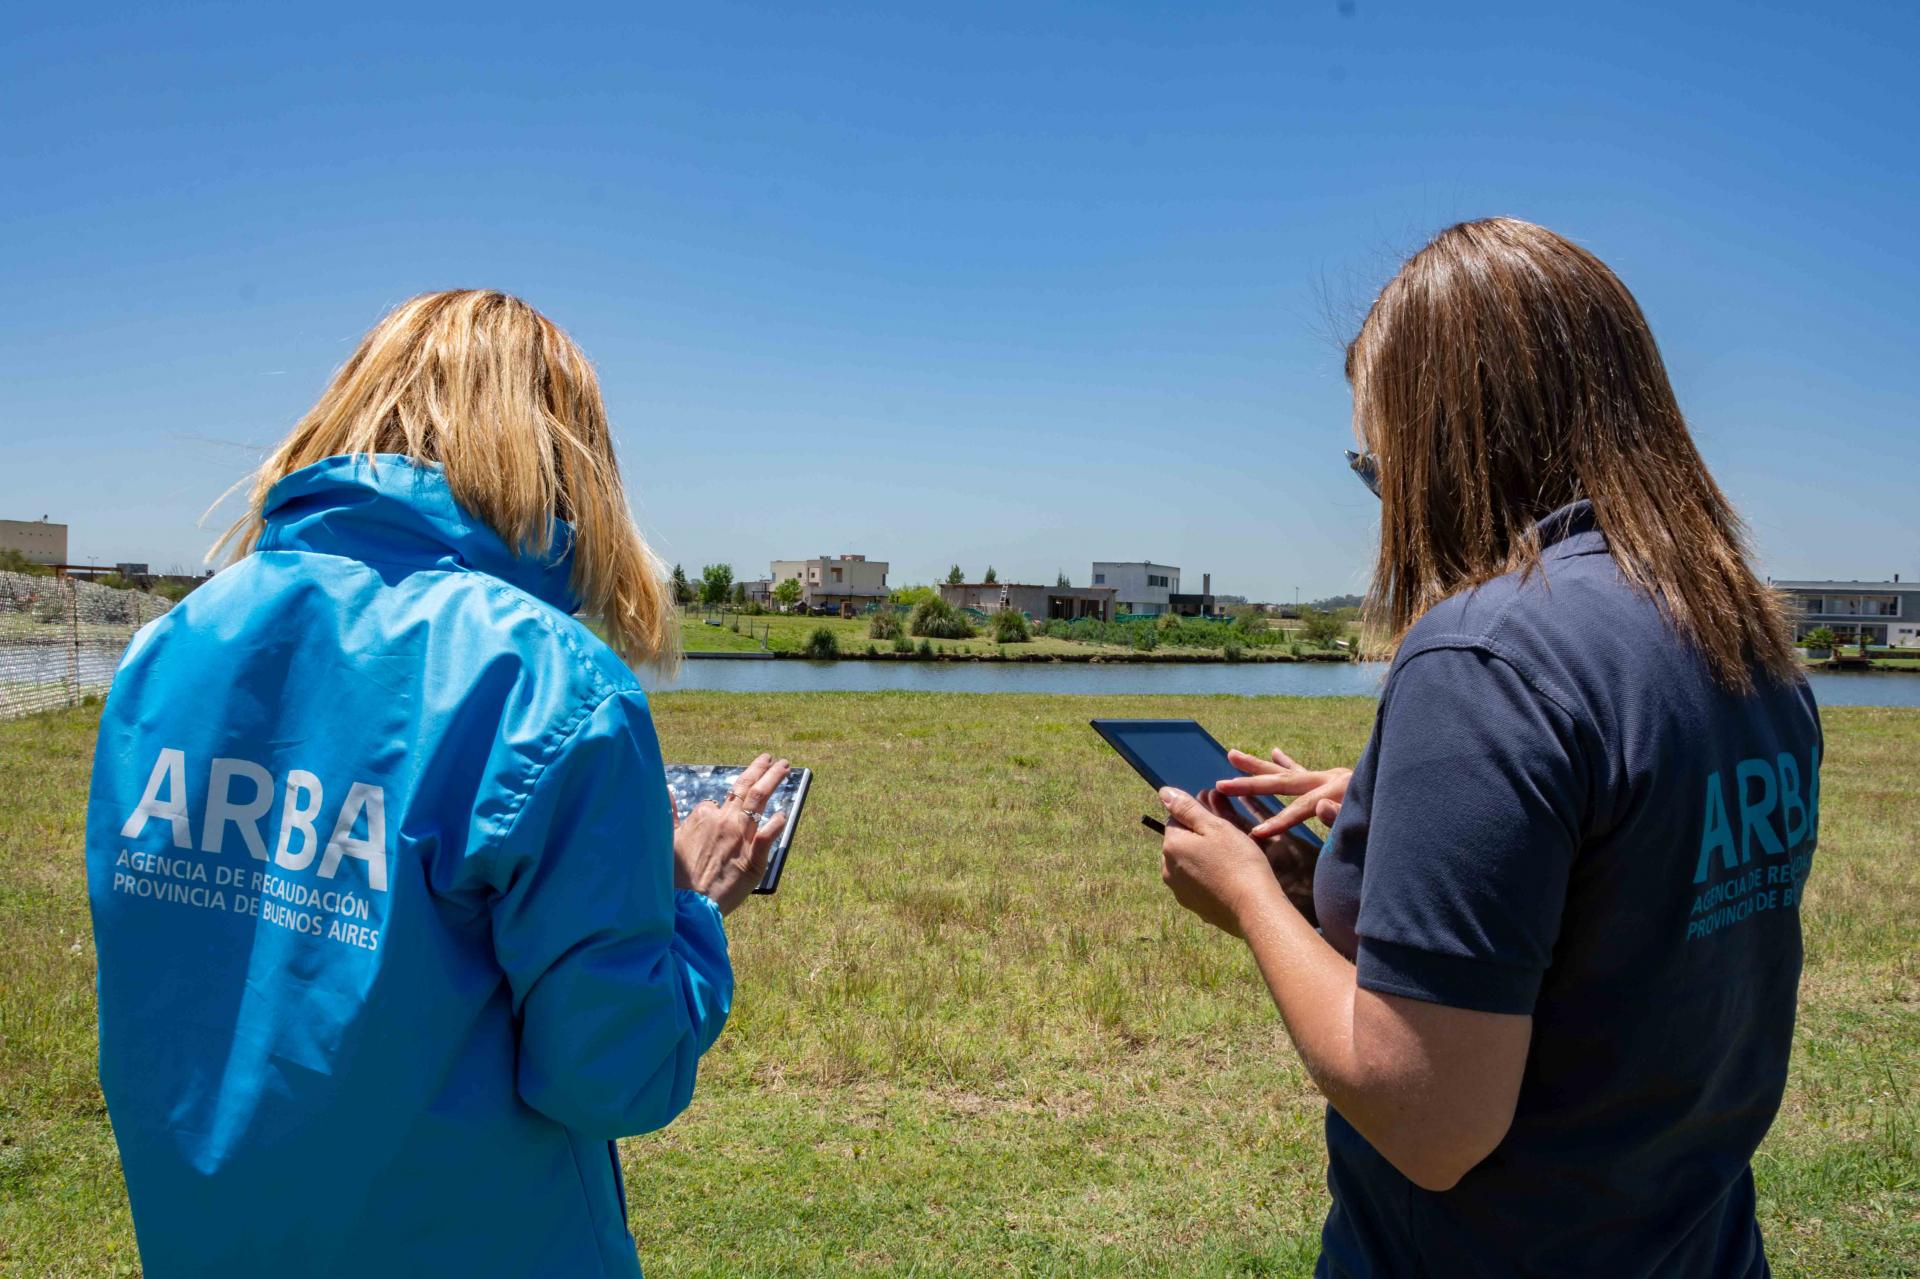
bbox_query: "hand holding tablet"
[1092,718,1327,924]
[666,759,813,898]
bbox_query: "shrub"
[1289,641,1305,658]
[1223,640,1244,662]
[1040,619,1071,639]
[803,627,840,659]
[1131,624,1158,652]
[892,634,915,654]
[1157,611,1182,633]
[869,610,903,640]
[917,638,935,658]
[910,597,976,640]
[865,643,878,656]
[990,610,1031,643]
[1802,627,1837,650]
[1299,606,1348,647]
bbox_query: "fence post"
[65,578,80,708]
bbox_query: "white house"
[1090,561,1179,616]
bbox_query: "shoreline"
[682,648,1363,665]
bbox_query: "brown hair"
[214,290,678,668]
[1348,218,1796,691]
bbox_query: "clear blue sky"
[3,1,1914,599]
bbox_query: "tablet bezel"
[1090,718,1325,851]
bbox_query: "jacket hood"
[256,454,580,614]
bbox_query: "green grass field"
[3,696,1915,1276]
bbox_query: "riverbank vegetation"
[682,607,1355,662]
[3,697,1915,1276]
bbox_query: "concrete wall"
[0,519,68,566]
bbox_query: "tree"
[889,584,938,609]
[945,564,965,586]
[1056,569,1070,588]
[699,563,734,606]
[772,577,803,611]
[983,565,998,584]
[669,563,694,606]
[1802,626,1837,651]
[731,581,748,606]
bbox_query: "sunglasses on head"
[1345,449,1380,498]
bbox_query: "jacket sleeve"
[483,688,732,1138]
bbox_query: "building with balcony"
[1775,578,1920,648]
[768,554,890,611]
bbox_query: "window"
[1147,574,1169,588]
[1093,573,1105,584]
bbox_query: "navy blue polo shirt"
[1312,502,1821,1279]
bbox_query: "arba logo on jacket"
[120,747,390,892]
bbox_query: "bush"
[892,634,915,654]
[1223,640,1244,662]
[866,643,878,656]
[990,610,1031,643]
[910,597,976,640]
[917,638,935,658]
[1298,606,1348,647]
[1131,624,1159,652]
[1040,619,1072,640]
[1802,627,1837,651]
[803,627,840,659]
[869,610,903,641]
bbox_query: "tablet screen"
[1090,718,1323,850]
[663,764,812,893]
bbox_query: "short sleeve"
[1352,644,1586,1015]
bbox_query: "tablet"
[1090,718,1324,852]
[663,764,812,894]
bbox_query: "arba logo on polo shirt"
[119,747,390,892]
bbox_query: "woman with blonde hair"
[1156,220,1820,1277]
[86,290,786,1278]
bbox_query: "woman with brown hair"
[86,291,787,1277]
[1156,219,1820,1277]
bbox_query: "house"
[939,581,1115,622]
[1090,561,1179,616]
[768,554,890,611]
[1774,578,1920,648]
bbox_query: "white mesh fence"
[0,571,173,720]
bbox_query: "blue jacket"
[85,454,730,1278]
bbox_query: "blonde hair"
[1350,219,1796,692]
[215,290,679,668]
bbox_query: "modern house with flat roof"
[0,518,68,567]
[768,554,890,611]
[939,581,1115,622]
[1090,561,1178,616]
[1774,578,1920,648]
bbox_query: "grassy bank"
[679,610,1340,662]
[3,696,1915,1276]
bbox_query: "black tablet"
[1090,718,1324,852]
[663,764,812,894]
